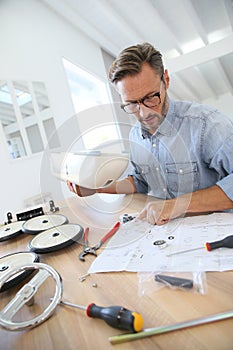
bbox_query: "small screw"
[79,273,90,282]
[92,283,97,288]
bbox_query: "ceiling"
[1,0,233,128]
[41,0,233,107]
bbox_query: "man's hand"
[137,185,233,225]
[137,199,184,225]
[66,180,96,197]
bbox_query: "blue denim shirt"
[129,98,233,200]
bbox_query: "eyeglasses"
[121,80,163,114]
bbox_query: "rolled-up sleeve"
[206,127,233,201]
[217,174,233,201]
[128,161,149,194]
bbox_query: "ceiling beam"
[147,0,183,55]
[172,74,200,101]
[92,0,144,44]
[194,66,217,99]
[215,58,233,95]
[166,34,233,73]
[41,0,120,56]
[182,0,208,45]
[224,0,233,31]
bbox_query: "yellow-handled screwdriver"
[58,300,144,332]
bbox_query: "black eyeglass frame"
[120,79,163,114]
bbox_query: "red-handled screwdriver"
[167,234,233,256]
[58,300,144,332]
[205,234,233,251]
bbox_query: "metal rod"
[109,309,233,345]
[166,246,203,256]
[50,298,86,311]
[59,300,86,311]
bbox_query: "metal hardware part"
[0,263,63,331]
[58,299,86,311]
[120,213,137,224]
[153,240,167,249]
[6,212,13,224]
[49,200,59,212]
[16,207,44,221]
[79,273,90,282]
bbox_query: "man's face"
[116,63,169,135]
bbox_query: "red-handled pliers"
[79,222,120,261]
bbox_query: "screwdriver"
[58,299,144,332]
[205,234,233,251]
[167,234,233,256]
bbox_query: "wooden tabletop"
[0,193,233,350]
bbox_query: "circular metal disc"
[0,251,39,292]
[29,224,84,253]
[22,214,68,235]
[0,221,25,242]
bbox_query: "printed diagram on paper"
[88,212,233,273]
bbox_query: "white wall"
[1,0,233,223]
[0,0,108,222]
[203,92,233,119]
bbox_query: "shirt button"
[156,167,159,171]
[152,143,156,148]
[179,169,183,173]
[163,188,167,192]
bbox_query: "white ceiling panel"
[37,0,233,111]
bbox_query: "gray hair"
[109,42,164,84]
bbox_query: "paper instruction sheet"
[88,213,233,273]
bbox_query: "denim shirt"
[129,98,233,200]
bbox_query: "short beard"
[140,91,169,134]
[161,91,169,117]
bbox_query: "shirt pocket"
[165,161,199,195]
[134,164,150,176]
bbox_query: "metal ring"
[0,263,63,331]
[153,239,167,249]
[153,240,166,246]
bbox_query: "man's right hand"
[67,176,136,197]
[66,180,97,197]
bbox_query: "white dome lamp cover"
[51,151,129,189]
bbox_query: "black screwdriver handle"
[206,234,233,251]
[86,303,143,332]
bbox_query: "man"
[67,42,233,225]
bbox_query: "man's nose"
[138,103,151,118]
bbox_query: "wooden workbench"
[0,193,233,350]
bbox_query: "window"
[0,80,58,159]
[63,58,121,151]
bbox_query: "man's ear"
[163,69,170,89]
